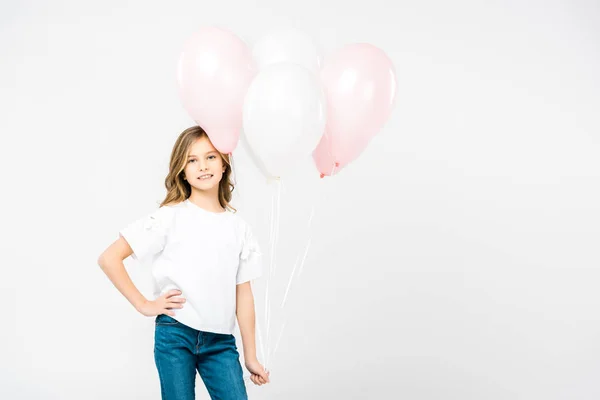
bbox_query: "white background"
[1,0,599,399]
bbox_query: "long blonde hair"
[160,126,236,212]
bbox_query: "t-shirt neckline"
[184,199,230,216]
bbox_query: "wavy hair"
[159,126,236,212]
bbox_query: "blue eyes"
[188,155,216,163]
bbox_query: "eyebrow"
[188,151,218,158]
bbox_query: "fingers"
[165,290,183,299]
[166,299,186,308]
[258,368,270,382]
[163,303,183,316]
[250,370,270,386]
[250,374,267,386]
[163,290,186,312]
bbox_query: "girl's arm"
[236,281,258,361]
[236,282,270,385]
[98,236,186,317]
[97,236,148,313]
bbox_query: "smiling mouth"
[198,174,213,180]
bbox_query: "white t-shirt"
[119,198,263,334]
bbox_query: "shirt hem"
[175,316,235,335]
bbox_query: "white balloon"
[239,127,272,180]
[242,63,326,178]
[252,28,321,73]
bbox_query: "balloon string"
[290,161,336,284]
[273,179,282,274]
[281,253,300,309]
[270,162,338,365]
[263,182,274,371]
[265,178,281,371]
[272,318,286,364]
[296,236,312,278]
[264,184,274,329]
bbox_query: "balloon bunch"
[177,26,397,179]
[177,26,397,372]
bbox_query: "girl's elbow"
[98,237,134,268]
[97,252,110,269]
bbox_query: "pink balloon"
[177,27,256,153]
[313,43,397,177]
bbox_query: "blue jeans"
[154,314,248,400]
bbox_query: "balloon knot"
[320,173,325,179]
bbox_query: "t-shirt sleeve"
[236,222,263,285]
[119,206,173,262]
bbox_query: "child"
[97,126,270,399]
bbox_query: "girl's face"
[183,136,226,192]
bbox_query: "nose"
[199,161,208,171]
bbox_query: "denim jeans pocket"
[155,314,180,326]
